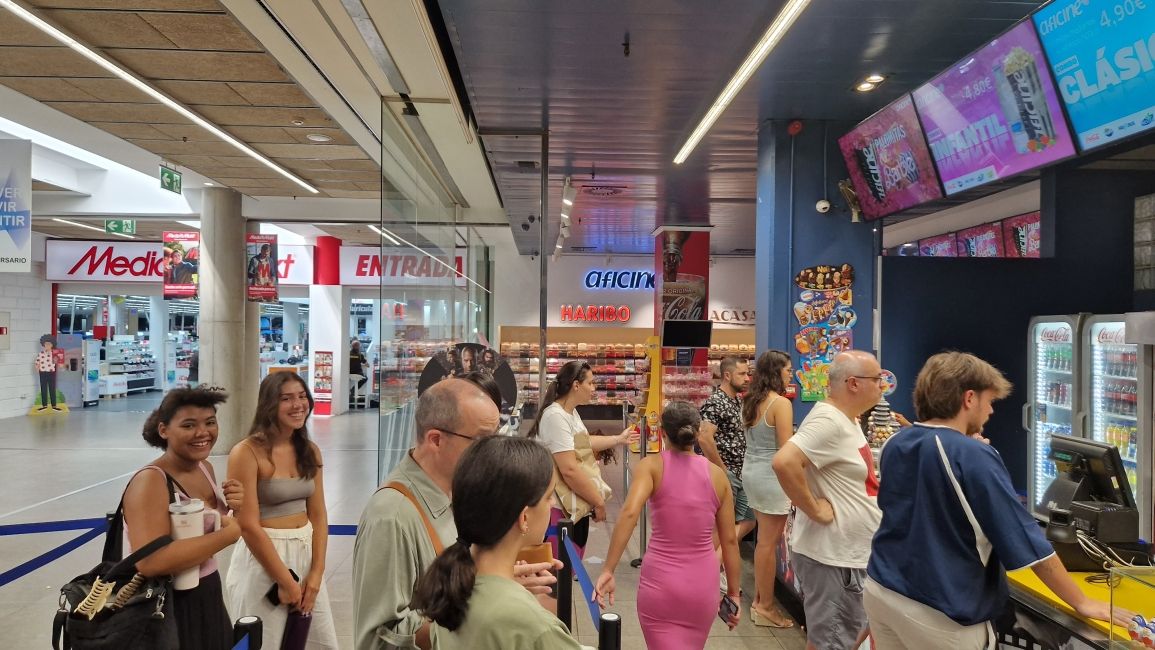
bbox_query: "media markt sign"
[104,219,136,235]
[159,166,182,194]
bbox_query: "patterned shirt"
[35,350,57,372]
[700,387,746,477]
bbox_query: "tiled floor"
[0,394,806,649]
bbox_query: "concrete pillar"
[241,221,262,428]
[283,302,300,348]
[199,188,254,448]
[308,236,349,416]
[149,296,168,389]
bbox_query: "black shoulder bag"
[52,474,180,650]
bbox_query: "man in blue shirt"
[865,352,1115,649]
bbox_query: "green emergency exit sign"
[160,166,182,194]
[104,219,136,235]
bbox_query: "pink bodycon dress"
[637,449,721,649]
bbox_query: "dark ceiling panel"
[436,0,1045,255]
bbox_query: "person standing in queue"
[121,387,245,650]
[772,350,884,650]
[741,350,796,628]
[225,372,339,649]
[527,360,638,559]
[350,340,369,393]
[864,352,1127,649]
[410,437,585,649]
[596,401,742,648]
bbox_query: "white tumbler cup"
[169,498,220,590]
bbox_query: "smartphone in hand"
[264,569,300,606]
[718,594,738,623]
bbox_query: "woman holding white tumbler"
[122,386,245,650]
[226,372,338,649]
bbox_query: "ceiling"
[434,0,1048,255]
[0,0,386,200]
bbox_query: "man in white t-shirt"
[773,350,884,650]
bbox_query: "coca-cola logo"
[663,295,704,320]
[1039,327,1071,342]
[66,245,165,278]
[1097,328,1126,344]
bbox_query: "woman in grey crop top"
[741,350,797,629]
[224,372,339,649]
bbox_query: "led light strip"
[673,0,811,164]
[52,218,134,239]
[0,0,320,194]
[369,224,491,294]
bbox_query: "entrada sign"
[560,304,632,323]
[582,270,655,290]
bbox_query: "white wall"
[0,263,53,419]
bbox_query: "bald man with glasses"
[773,351,885,650]
[352,379,558,650]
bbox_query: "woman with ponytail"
[527,360,637,558]
[595,401,742,648]
[411,437,583,649]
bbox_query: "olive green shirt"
[451,576,584,649]
[352,452,458,650]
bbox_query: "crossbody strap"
[382,481,444,555]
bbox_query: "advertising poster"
[657,230,710,322]
[919,233,959,257]
[838,94,943,220]
[312,351,333,415]
[793,264,855,401]
[0,139,32,273]
[1034,0,1155,150]
[245,233,278,302]
[417,343,518,407]
[1003,211,1042,257]
[956,222,1006,257]
[913,22,1075,195]
[162,231,200,300]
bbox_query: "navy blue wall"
[756,120,878,421]
[881,168,1155,491]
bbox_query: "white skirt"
[224,521,339,650]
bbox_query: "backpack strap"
[381,481,444,554]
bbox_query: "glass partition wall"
[375,103,492,479]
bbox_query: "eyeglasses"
[434,427,495,443]
[848,375,885,385]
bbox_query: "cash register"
[1041,435,1151,571]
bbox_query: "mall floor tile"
[0,405,807,649]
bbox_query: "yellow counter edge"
[1007,568,1123,638]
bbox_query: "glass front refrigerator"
[1083,315,1153,539]
[1026,315,1083,520]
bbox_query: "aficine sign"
[46,240,313,285]
[582,269,655,290]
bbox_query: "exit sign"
[160,166,182,194]
[104,219,136,235]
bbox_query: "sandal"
[751,607,794,628]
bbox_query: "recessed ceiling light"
[306,133,333,143]
[856,82,877,92]
[865,73,886,84]
[290,119,306,126]
[204,182,214,186]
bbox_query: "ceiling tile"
[127,138,240,156]
[0,76,101,101]
[153,79,250,106]
[47,10,176,49]
[46,101,181,124]
[0,14,61,46]
[137,12,261,51]
[149,123,219,141]
[0,47,112,77]
[90,122,173,139]
[223,125,298,144]
[225,82,315,108]
[28,0,225,10]
[193,105,332,128]
[106,49,291,82]
[323,189,381,199]
[64,77,154,102]
[326,159,379,172]
[256,143,366,160]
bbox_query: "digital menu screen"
[914,21,1076,195]
[1034,0,1155,150]
[919,233,958,257]
[1003,211,1042,258]
[838,94,943,220]
[956,222,1006,257]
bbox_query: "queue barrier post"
[556,518,576,632]
[598,612,622,649]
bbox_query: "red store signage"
[339,246,466,287]
[49,240,306,286]
[560,304,632,323]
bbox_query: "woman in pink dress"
[595,401,741,648]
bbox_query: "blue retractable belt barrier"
[0,518,106,536]
[563,536,602,634]
[0,525,106,588]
